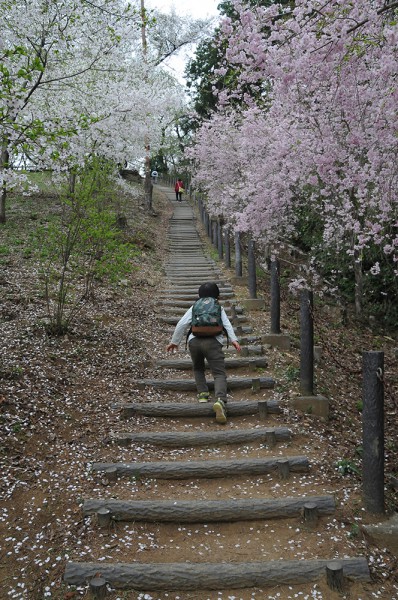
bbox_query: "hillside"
[0,181,397,600]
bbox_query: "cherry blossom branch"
[347,1,398,34]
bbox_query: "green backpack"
[191,297,223,336]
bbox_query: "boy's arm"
[221,308,242,352]
[166,307,193,352]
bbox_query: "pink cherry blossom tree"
[190,0,398,314]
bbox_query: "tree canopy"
[0,0,212,220]
[185,0,293,125]
[188,0,398,320]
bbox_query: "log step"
[165,271,218,276]
[160,300,243,311]
[234,326,253,334]
[225,344,264,355]
[165,276,226,280]
[64,557,370,590]
[164,259,215,263]
[109,426,291,447]
[164,328,253,337]
[161,315,248,325]
[161,293,235,301]
[160,286,235,302]
[118,399,281,418]
[83,495,335,522]
[162,289,234,296]
[166,278,225,284]
[165,253,217,262]
[161,306,247,317]
[165,325,253,335]
[130,376,274,391]
[91,455,310,479]
[165,263,218,268]
[156,357,268,370]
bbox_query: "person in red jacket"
[174,178,184,201]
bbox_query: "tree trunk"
[353,248,363,316]
[0,143,9,223]
[144,150,153,211]
[0,184,6,224]
[141,0,153,213]
[68,170,76,196]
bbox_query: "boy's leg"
[203,338,227,402]
[203,338,228,423]
[188,338,209,396]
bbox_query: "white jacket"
[170,305,238,347]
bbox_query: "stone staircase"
[64,191,371,596]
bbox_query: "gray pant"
[188,337,227,402]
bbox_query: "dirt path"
[62,189,393,599]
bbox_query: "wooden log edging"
[130,377,274,391]
[89,577,107,598]
[109,427,291,448]
[118,399,281,419]
[163,288,234,295]
[160,315,249,325]
[156,357,268,370]
[165,277,222,283]
[160,342,264,358]
[224,344,264,356]
[91,455,309,479]
[161,305,244,316]
[161,293,236,301]
[160,300,243,311]
[64,557,370,590]
[83,495,335,522]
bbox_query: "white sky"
[147,0,221,83]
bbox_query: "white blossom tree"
[0,0,208,220]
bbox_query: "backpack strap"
[185,326,192,350]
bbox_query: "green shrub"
[38,156,139,335]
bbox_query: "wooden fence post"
[217,219,223,259]
[235,232,242,277]
[300,289,314,396]
[248,238,257,299]
[224,230,231,268]
[362,351,385,514]
[270,259,281,334]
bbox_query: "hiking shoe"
[213,399,227,424]
[197,392,210,403]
